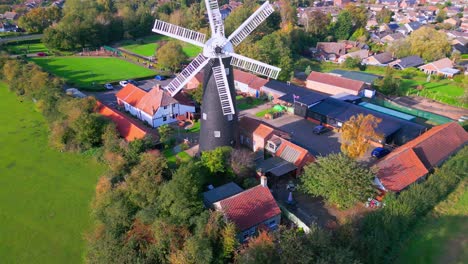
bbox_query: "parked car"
[104,83,114,90]
[119,80,129,87]
[371,147,391,159]
[36,52,47,57]
[312,125,328,135]
[458,115,468,123]
[128,79,138,85]
[155,75,166,81]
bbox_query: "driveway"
[262,114,341,157]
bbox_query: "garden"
[30,56,156,90]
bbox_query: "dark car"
[37,52,47,57]
[371,147,390,159]
[127,79,138,85]
[312,125,328,135]
[155,75,167,81]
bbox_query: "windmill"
[152,0,281,152]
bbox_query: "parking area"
[262,114,341,157]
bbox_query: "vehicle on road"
[119,80,128,87]
[36,52,47,57]
[371,147,391,159]
[155,75,166,81]
[128,79,138,85]
[312,125,328,135]
[104,83,114,90]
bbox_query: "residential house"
[380,32,405,44]
[418,57,460,77]
[396,21,422,35]
[213,177,281,242]
[96,101,149,141]
[234,69,268,97]
[443,17,459,27]
[375,122,468,192]
[337,49,369,64]
[363,52,395,66]
[314,42,347,61]
[306,71,367,96]
[3,11,18,20]
[239,117,289,152]
[203,182,244,208]
[116,84,195,128]
[333,0,351,6]
[390,55,424,70]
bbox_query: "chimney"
[260,176,268,187]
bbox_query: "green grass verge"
[236,98,266,111]
[119,35,201,58]
[397,181,468,264]
[0,83,106,264]
[255,107,281,118]
[186,121,201,133]
[30,57,156,90]
[162,148,191,167]
[6,43,48,55]
[461,54,468,60]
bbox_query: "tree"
[344,4,368,30]
[187,84,203,105]
[18,6,62,33]
[229,148,255,178]
[300,153,376,209]
[376,67,401,95]
[304,10,330,37]
[387,38,412,59]
[376,7,393,24]
[277,0,296,31]
[407,27,451,61]
[235,231,278,264]
[127,153,168,208]
[157,124,174,147]
[349,27,368,42]
[436,9,447,23]
[333,10,353,40]
[304,65,312,75]
[157,41,187,72]
[343,57,362,69]
[341,114,383,159]
[201,146,232,174]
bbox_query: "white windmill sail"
[229,53,281,79]
[165,53,210,96]
[213,58,235,115]
[152,20,206,47]
[205,0,224,36]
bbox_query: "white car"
[104,83,114,90]
[119,80,129,87]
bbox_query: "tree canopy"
[157,41,188,72]
[341,114,383,159]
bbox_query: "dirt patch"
[392,96,468,121]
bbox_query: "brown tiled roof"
[306,71,366,92]
[376,122,468,192]
[316,42,346,56]
[96,101,148,141]
[426,58,453,71]
[115,84,146,106]
[135,87,178,116]
[272,135,315,167]
[239,117,290,140]
[217,185,281,231]
[371,52,394,64]
[234,69,268,91]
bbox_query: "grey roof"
[203,182,243,208]
[308,98,426,144]
[256,157,296,177]
[407,21,422,31]
[264,80,327,106]
[396,56,424,68]
[372,52,394,64]
[440,68,460,74]
[329,69,382,84]
[269,162,297,177]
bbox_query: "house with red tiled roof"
[96,101,149,141]
[374,122,468,192]
[314,42,347,62]
[213,177,281,242]
[305,71,367,96]
[116,84,195,128]
[239,117,289,152]
[234,69,268,97]
[418,58,460,78]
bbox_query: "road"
[0,34,43,44]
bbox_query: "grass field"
[163,148,191,167]
[6,42,48,55]
[0,83,106,264]
[119,35,201,58]
[397,181,468,264]
[31,57,156,90]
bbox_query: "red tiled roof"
[377,148,429,192]
[218,185,281,231]
[115,84,146,106]
[136,87,178,116]
[96,101,148,141]
[316,42,346,55]
[234,69,268,91]
[306,71,366,92]
[273,135,315,167]
[239,117,290,140]
[376,122,468,192]
[424,58,453,71]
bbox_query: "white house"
[116,84,195,128]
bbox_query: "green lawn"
[0,83,106,264]
[30,57,156,90]
[236,97,266,111]
[7,42,48,55]
[119,35,201,58]
[397,181,468,264]
[186,120,201,133]
[162,148,191,167]
[461,54,468,59]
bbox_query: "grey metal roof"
[264,80,328,106]
[329,69,381,84]
[256,157,297,177]
[279,145,300,163]
[269,162,297,177]
[203,182,243,208]
[396,56,424,68]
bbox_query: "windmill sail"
[165,53,210,96]
[213,58,235,115]
[152,20,206,47]
[205,0,224,36]
[230,53,281,79]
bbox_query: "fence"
[279,204,311,233]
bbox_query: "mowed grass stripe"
[31,57,156,88]
[0,83,105,263]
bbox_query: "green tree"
[157,124,174,147]
[71,113,107,150]
[18,6,62,33]
[376,67,401,95]
[344,4,368,30]
[341,114,383,159]
[436,9,447,23]
[201,146,232,174]
[304,65,312,75]
[187,84,203,105]
[376,7,393,24]
[407,27,451,61]
[157,41,188,72]
[349,27,368,42]
[230,148,255,178]
[235,231,278,264]
[300,153,376,209]
[343,56,362,69]
[304,10,330,37]
[334,10,353,40]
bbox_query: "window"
[162,116,167,122]
[203,113,207,120]
[225,68,229,75]
[163,106,167,110]
[214,131,221,138]
[227,114,233,121]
